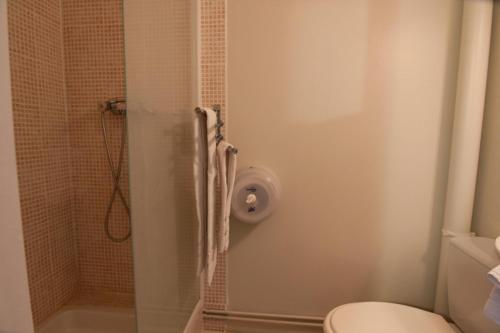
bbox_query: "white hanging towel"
[484,265,500,325]
[194,107,218,285]
[216,141,238,253]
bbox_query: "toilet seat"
[324,302,456,333]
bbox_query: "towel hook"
[213,104,224,144]
[195,105,238,154]
[213,105,238,154]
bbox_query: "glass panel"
[123,0,200,332]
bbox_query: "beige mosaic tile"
[7,0,78,325]
[201,0,229,330]
[7,0,134,326]
[61,0,134,297]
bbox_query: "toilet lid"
[325,302,456,333]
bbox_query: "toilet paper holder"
[231,166,281,224]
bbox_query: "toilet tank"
[448,236,500,333]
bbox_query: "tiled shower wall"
[7,0,78,325]
[201,0,229,329]
[61,0,134,301]
[7,0,133,326]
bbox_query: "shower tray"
[37,306,135,333]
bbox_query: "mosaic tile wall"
[7,0,78,325]
[201,0,229,330]
[7,0,133,326]
[61,0,134,299]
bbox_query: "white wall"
[0,1,35,332]
[473,3,500,238]
[227,0,462,316]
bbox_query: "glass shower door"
[123,1,200,332]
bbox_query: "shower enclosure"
[2,0,200,332]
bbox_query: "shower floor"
[37,306,136,333]
[68,291,135,308]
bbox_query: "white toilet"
[324,237,500,333]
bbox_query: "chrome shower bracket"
[103,98,127,115]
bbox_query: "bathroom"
[1,0,500,332]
